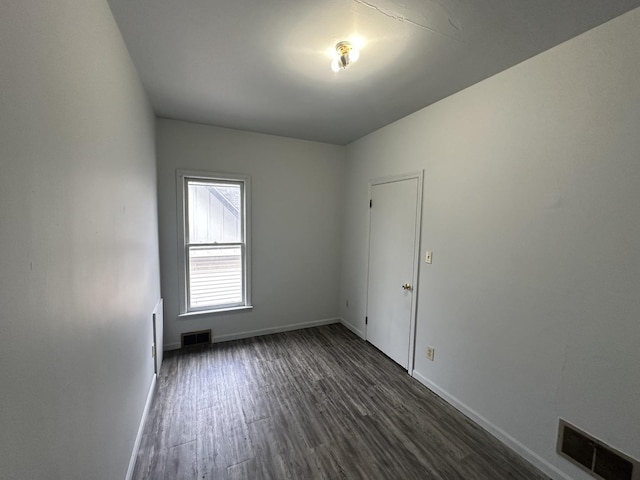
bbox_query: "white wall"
[156,119,345,348]
[341,8,640,480]
[0,1,161,479]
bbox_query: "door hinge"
[365,316,368,325]
[369,199,372,208]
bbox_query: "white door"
[366,176,421,369]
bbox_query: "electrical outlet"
[426,346,435,361]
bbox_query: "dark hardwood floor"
[132,324,550,480]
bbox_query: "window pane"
[188,246,243,308]
[187,180,242,244]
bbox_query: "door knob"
[402,283,412,291]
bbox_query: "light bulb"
[330,40,361,72]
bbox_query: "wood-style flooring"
[132,324,550,480]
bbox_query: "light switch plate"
[425,251,433,264]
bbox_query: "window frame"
[176,169,252,317]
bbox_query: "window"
[177,171,251,315]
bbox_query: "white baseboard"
[411,370,571,480]
[125,373,156,480]
[212,317,341,343]
[164,317,341,350]
[339,318,365,339]
[164,342,181,351]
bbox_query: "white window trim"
[176,169,252,317]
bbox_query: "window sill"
[178,305,253,319]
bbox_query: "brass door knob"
[402,283,412,291]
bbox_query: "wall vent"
[557,419,639,480]
[181,329,212,348]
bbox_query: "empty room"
[1,1,639,480]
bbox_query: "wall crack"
[353,0,462,40]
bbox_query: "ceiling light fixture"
[331,41,360,72]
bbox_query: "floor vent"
[181,329,212,348]
[557,419,638,480]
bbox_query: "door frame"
[365,171,424,373]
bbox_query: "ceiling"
[106,0,640,145]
